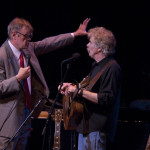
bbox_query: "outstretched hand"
[74,18,91,37]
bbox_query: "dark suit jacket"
[0,33,74,138]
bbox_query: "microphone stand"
[3,95,46,150]
[42,63,71,150]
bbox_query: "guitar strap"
[86,59,116,91]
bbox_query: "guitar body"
[63,95,83,130]
[63,76,89,130]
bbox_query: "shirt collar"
[8,40,21,60]
[92,56,113,67]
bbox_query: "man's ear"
[12,32,16,37]
[12,31,19,40]
[97,48,102,52]
[11,32,16,38]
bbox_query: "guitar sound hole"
[67,97,72,117]
[65,100,71,117]
[68,109,70,117]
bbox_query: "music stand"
[2,96,46,150]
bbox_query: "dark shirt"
[76,56,121,142]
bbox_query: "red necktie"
[20,53,31,110]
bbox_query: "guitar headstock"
[54,109,63,123]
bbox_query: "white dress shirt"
[8,40,31,94]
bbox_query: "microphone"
[26,55,31,66]
[61,53,80,64]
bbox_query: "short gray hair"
[7,17,33,39]
[88,27,116,56]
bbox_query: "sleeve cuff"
[71,33,75,38]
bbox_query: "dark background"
[1,0,150,149]
[0,0,149,105]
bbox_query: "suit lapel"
[4,40,19,75]
[23,49,49,96]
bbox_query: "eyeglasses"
[16,31,33,40]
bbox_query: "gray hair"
[7,17,33,39]
[88,27,116,56]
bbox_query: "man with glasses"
[0,17,90,150]
[15,31,33,40]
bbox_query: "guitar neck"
[53,109,63,150]
[53,122,61,150]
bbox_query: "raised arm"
[73,18,91,37]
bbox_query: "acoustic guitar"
[63,76,89,130]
